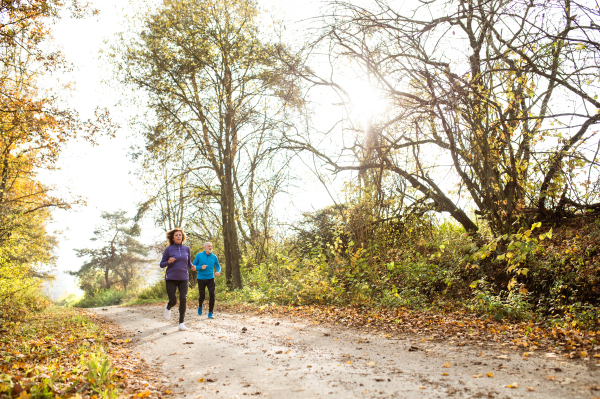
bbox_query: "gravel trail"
[92,305,599,398]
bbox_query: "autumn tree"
[115,0,300,288]
[0,1,112,317]
[284,0,600,236]
[69,211,149,294]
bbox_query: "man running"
[192,242,221,319]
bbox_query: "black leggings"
[166,280,188,323]
[198,278,216,313]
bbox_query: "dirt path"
[92,305,599,398]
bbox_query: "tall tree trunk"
[221,163,242,289]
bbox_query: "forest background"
[0,0,599,396]
[1,0,600,339]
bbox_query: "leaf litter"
[220,303,599,361]
[0,307,174,398]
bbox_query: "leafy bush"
[72,289,131,308]
[55,292,82,307]
[134,280,168,303]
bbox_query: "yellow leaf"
[198,378,204,383]
[441,372,449,376]
[505,382,519,388]
[486,372,494,377]
[442,362,451,368]
[346,361,352,364]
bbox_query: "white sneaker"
[178,323,187,331]
[164,304,171,320]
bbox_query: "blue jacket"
[160,244,192,280]
[192,251,221,280]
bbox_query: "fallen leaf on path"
[495,355,508,359]
[486,373,494,377]
[183,342,194,344]
[442,362,451,368]
[505,382,519,388]
[472,374,483,378]
[441,373,449,376]
[560,377,577,385]
[526,387,537,391]
[179,378,184,381]
[547,376,555,380]
[366,361,376,366]
[546,353,557,358]
[206,378,217,382]
[198,378,204,383]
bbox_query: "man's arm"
[214,255,222,273]
[191,253,199,271]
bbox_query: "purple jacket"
[160,244,192,281]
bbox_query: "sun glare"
[346,80,385,123]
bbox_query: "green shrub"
[134,280,168,302]
[72,289,130,308]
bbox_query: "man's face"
[205,243,213,254]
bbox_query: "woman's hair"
[166,228,186,245]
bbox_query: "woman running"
[159,228,192,331]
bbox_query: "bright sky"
[43,0,341,299]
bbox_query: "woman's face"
[173,231,183,244]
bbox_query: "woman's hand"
[168,257,176,264]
